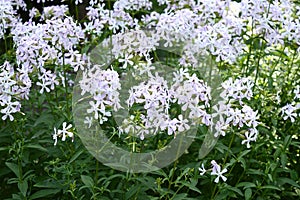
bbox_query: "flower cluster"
[82,0,300,71]
[281,85,300,123]
[85,2,137,36]
[0,0,22,39]
[105,29,159,62]
[0,4,85,120]
[3,0,299,158]
[0,62,23,121]
[119,69,211,140]
[114,0,152,12]
[80,65,121,127]
[212,77,260,148]
[40,5,69,20]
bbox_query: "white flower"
[59,122,73,142]
[242,128,258,148]
[213,120,228,137]
[53,122,74,145]
[118,53,134,69]
[226,108,244,127]
[84,116,93,128]
[99,114,108,124]
[167,118,179,136]
[0,100,20,121]
[211,160,227,183]
[281,103,297,123]
[221,78,254,102]
[75,0,83,5]
[212,101,228,123]
[36,80,51,94]
[199,163,206,175]
[177,114,190,132]
[53,127,58,146]
[242,104,259,127]
[87,100,101,120]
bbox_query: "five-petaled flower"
[52,122,74,146]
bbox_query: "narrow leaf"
[30,189,61,199]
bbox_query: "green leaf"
[5,162,20,178]
[18,180,28,197]
[267,77,273,90]
[102,173,126,184]
[273,148,281,159]
[12,193,22,199]
[247,169,265,176]
[238,150,251,159]
[238,158,247,169]
[277,177,300,188]
[81,175,94,188]
[215,190,230,200]
[290,170,298,181]
[125,185,140,199]
[30,189,61,199]
[0,167,10,178]
[260,185,281,191]
[24,144,48,152]
[227,186,243,196]
[33,113,53,127]
[267,174,273,182]
[283,135,292,148]
[245,188,252,200]
[280,153,287,168]
[0,147,8,152]
[237,182,256,189]
[69,149,84,164]
[34,180,62,189]
[181,181,201,194]
[172,193,187,200]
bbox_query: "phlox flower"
[84,116,93,128]
[52,122,74,146]
[281,103,298,123]
[1,101,20,121]
[199,163,206,176]
[211,160,227,183]
[177,114,190,132]
[213,120,228,137]
[118,53,134,69]
[242,128,258,148]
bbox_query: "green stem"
[244,17,254,76]
[211,132,236,199]
[62,52,71,120]
[75,3,79,20]
[166,132,185,199]
[4,35,8,53]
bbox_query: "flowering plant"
[0,0,299,199]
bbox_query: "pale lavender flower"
[118,53,134,69]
